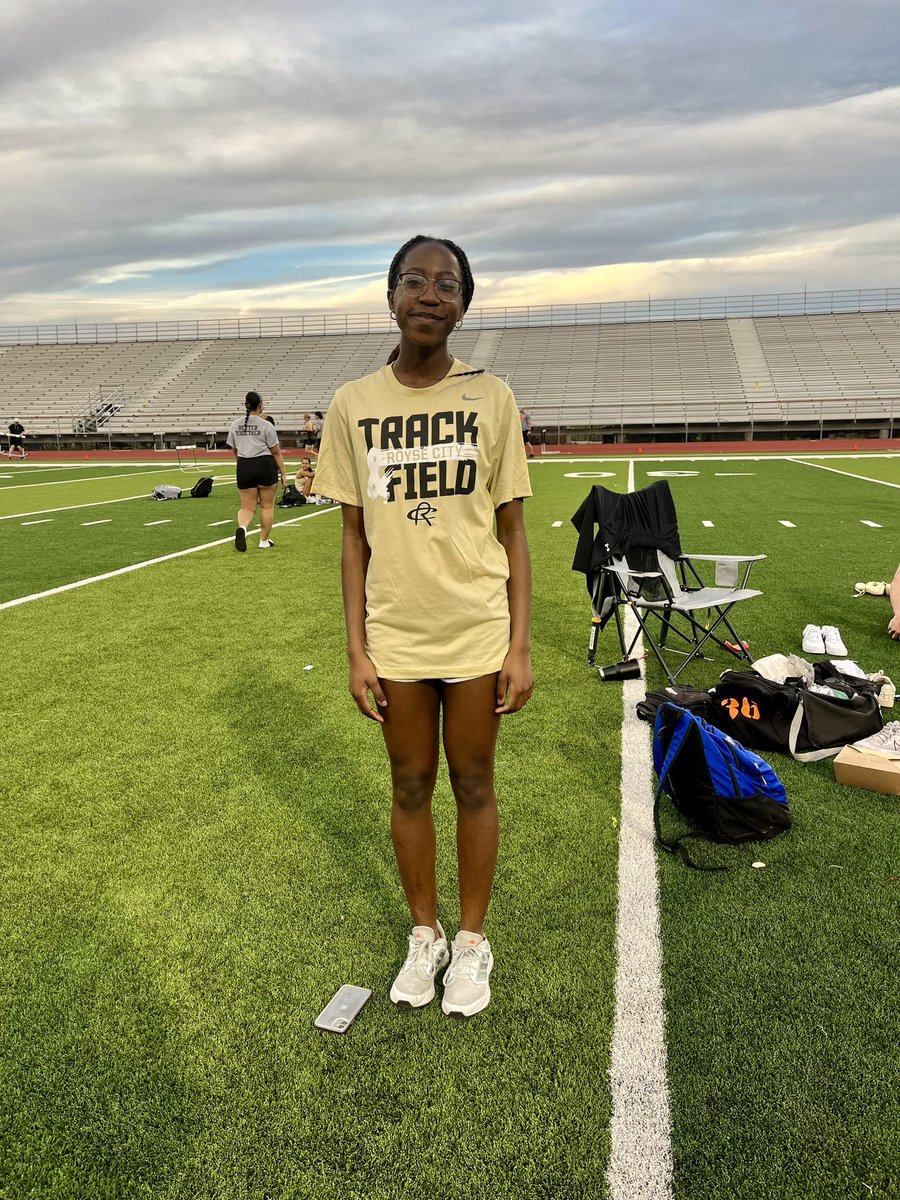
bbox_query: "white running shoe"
[441,931,494,1019]
[801,624,826,654]
[390,923,449,1008]
[821,626,848,656]
[258,539,275,549]
[850,721,900,757]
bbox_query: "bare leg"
[380,680,441,934]
[237,486,259,530]
[442,674,502,936]
[258,484,278,539]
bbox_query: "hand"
[495,648,534,714]
[889,615,900,640]
[349,653,388,722]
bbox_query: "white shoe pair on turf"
[854,581,891,597]
[801,624,847,656]
[390,923,494,1018]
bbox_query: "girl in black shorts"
[225,392,289,551]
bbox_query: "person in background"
[314,235,533,1019]
[302,413,316,450]
[7,418,26,459]
[889,564,900,640]
[294,457,316,498]
[312,411,324,451]
[519,408,534,458]
[226,391,289,551]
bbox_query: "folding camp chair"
[571,481,765,684]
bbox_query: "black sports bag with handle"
[708,669,882,761]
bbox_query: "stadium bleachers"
[2,308,899,441]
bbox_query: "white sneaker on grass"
[801,624,826,654]
[441,931,494,1019]
[390,923,449,1008]
[821,626,848,656]
[258,539,275,549]
[850,721,900,757]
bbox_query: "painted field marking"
[208,519,232,527]
[21,519,53,526]
[0,467,184,492]
[779,520,796,528]
[790,459,900,489]
[861,520,883,528]
[608,456,673,1200]
[714,472,755,476]
[0,474,233,522]
[0,506,338,612]
[81,519,112,527]
[552,521,563,528]
[1,493,165,521]
[702,520,715,528]
[144,520,171,527]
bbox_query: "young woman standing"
[314,236,533,1018]
[226,391,289,551]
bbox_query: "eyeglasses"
[395,272,463,301]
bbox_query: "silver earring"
[455,319,464,331]
[389,311,396,322]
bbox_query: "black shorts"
[9,437,23,448]
[236,455,278,490]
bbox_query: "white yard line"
[702,520,715,527]
[789,458,900,489]
[607,458,674,1200]
[0,467,182,491]
[144,520,171,526]
[21,519,53,526]
[0,506,338,611]
[0,492,160,521]
[552,520,563,527]
[0,474,233,521]
[861,520,883,528]
[779,520,796,528]
[81,519,112,527]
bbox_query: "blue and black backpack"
[653,703,791,870]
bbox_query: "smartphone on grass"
[313,985,372,1033]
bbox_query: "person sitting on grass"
[889,564,900,640]
[294,457,316,498]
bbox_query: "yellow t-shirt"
[314,361,532,680]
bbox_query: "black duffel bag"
[708,669,882,761]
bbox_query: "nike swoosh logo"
[461,394,482,402]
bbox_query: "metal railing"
[3,287,900,347]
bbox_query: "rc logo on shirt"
[359,410,480,505]
[407,502,437,526]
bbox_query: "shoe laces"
[401,933,436,977]
[448,941,483,982]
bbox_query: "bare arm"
[270,443,289,488]
[889,563,900,640]
[495,499,534,714]
[341,503,387,721]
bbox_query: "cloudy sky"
[3,0,900,326]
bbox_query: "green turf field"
[1,453,898,1199]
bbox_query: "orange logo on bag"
[720,696,760,720]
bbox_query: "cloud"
[2,1,900,325]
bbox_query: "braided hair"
[387,236,475,312]
[245,391,262,417]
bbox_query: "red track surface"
[14,437,900,463]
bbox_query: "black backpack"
[190,477,213,498]
[278,484,307,508]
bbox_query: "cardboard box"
[833,745,900,796]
